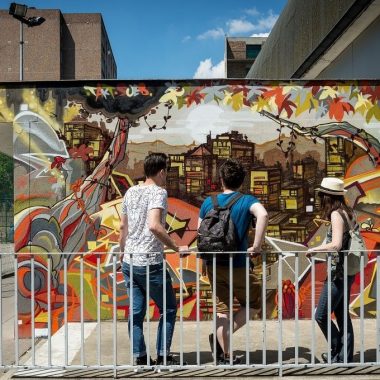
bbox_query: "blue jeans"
[121,261,177,358]
[315,275,355,362]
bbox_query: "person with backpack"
[198,158,268,364]
[307,177,358,363]
[119,153,189,366]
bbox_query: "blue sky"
[1,0,287,79]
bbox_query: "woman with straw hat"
[307,177,356,364]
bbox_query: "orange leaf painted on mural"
[51,156,66,170]
[328,97,354,121]
[361,86,380,103]
[278,94,296,118]
[262,87,285,109]
[69,145,94,162]
[186,87,205,107]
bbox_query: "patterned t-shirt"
[121,184,167,266]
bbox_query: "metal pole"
[0,255,2,367]
[311,257,315,364]
[180,255,184,367]
[47,255,52,367]
[294,253,299,365]
[196,254,200,366]
[19,21,24,81]
[262,252,267,365]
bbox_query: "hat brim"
[317,186,347,196]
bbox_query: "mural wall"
[1,81,379,336]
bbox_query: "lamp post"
[8,2,45,81]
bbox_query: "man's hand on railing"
[247,246,261,258]
[178,245,191,257]
[306,248,316,258]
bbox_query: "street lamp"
[8,2,46,81]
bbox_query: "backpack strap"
[224,192,244,210]
[211,195,219,210]
[337,209,354,232]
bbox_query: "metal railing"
[0,250,378,377]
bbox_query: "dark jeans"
[315,275,355,362]
[121,261,177,358]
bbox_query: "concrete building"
[0,8,117,81]
[246,0,380,79]
[225,37,266,78]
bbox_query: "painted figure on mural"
[198,158,268,364]
[307,177,357,363]
[119,152,189,366]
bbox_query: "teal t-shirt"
[199,192,259,267]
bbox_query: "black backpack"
[197,193,243,262]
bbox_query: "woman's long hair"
[319,192,353,221]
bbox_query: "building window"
[246,44,261,59]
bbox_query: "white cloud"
[227,19,255,34]
[250,32,269,37]
[182,35,191,43]
[197,27,224,40]
[193,58,225,79]
[226,10,279,36]
[254,10,278,31]
[245,7,260,17]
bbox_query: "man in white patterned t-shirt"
[119,153,188,366]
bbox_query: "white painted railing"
[0,250,378,377]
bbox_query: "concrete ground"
[1,319,380,378]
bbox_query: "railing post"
[277,252,283,375]
[64,254,68,367]
[311,256,315,364]
[376,253,380,363]
[0,254,2,367]
[146,260,151,367]
[229,252,233,367]
[360,251,364,364]
[97,254,101,367]
[47,254,52,367]
[327,253,332,364]
[245,252,250,366]
[343,253,348,364]
[14,253,19,366]
[262,251,267,365]
[196,253,200,366]
[294,252,299,365]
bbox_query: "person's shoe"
[135,355,155,366]
[156,355,183,365]
[217,355,241,365]
[321,352,342,364]
[209,333,224,360]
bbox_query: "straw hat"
[317,177,347,195]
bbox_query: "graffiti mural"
[0,81,380,336]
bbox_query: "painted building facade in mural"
[1,81,379,336]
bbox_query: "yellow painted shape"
[176,298,196,318]
[35,311,48,323]
[166,214,187,234]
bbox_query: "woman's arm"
[307,210,344,254]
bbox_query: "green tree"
[0,153,13,201]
